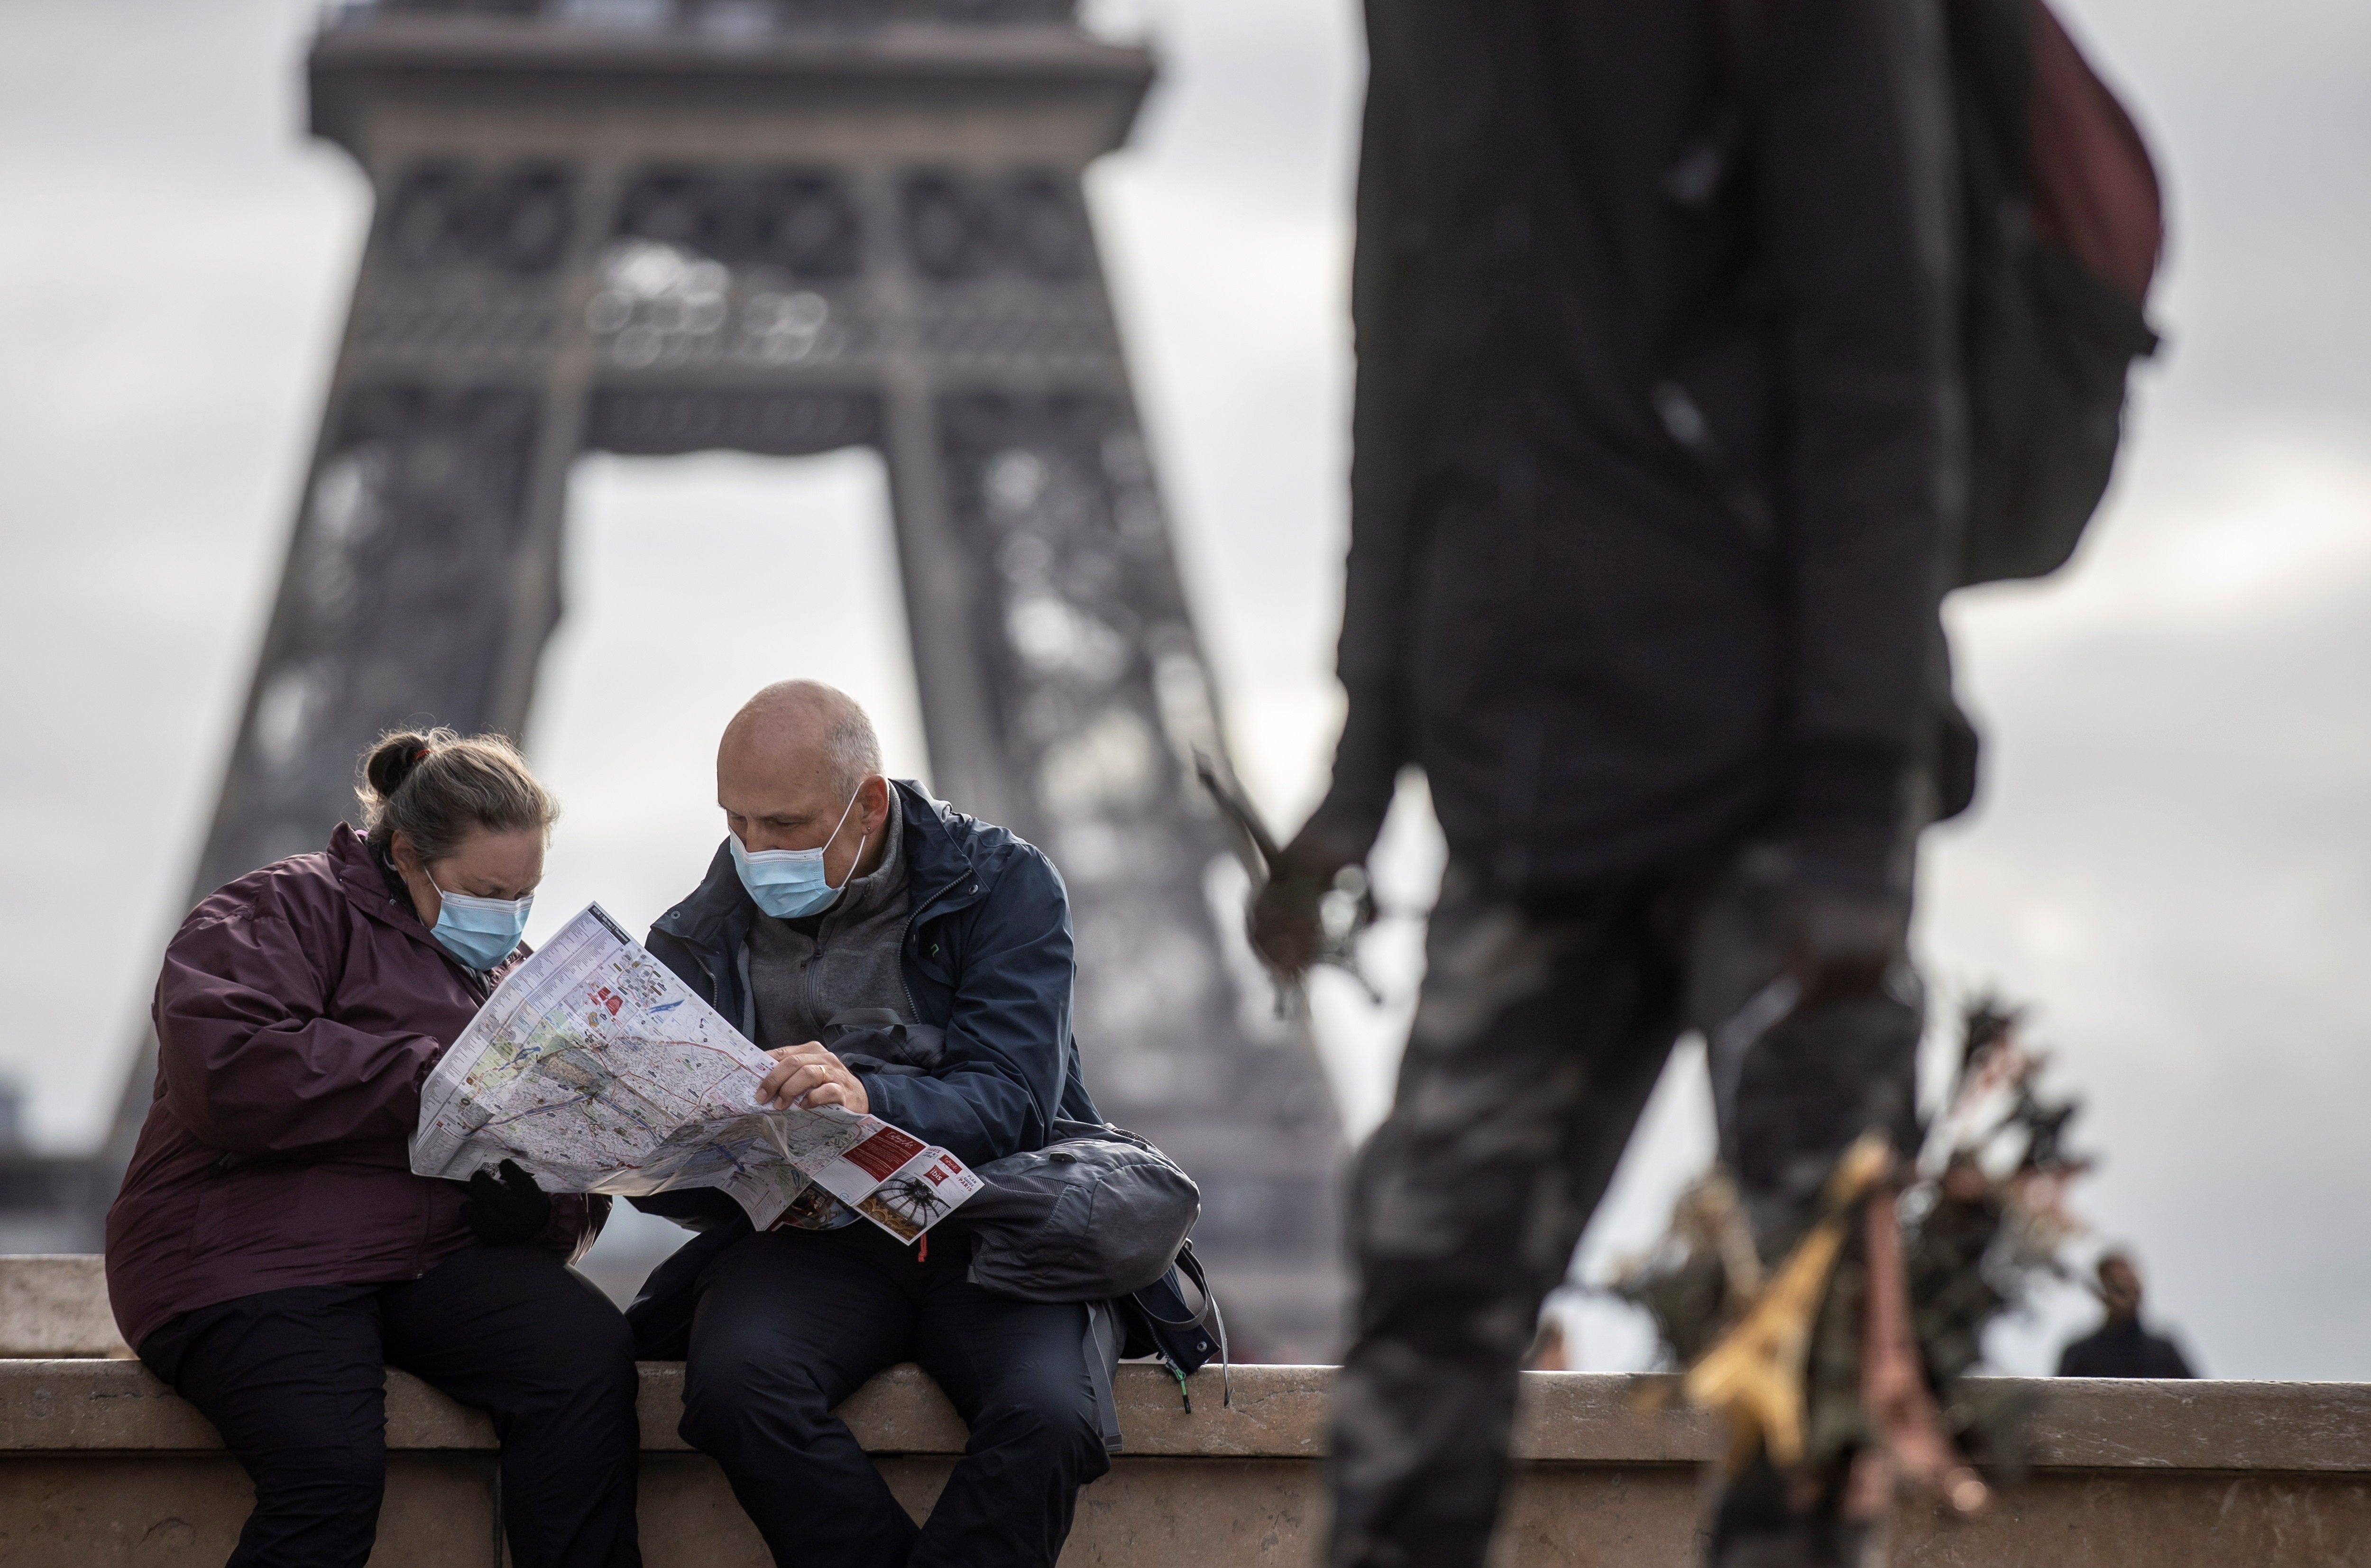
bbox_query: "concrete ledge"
[2017,1377,2371,1472]
[9,1359,2371,1567]
[12,1357,2371,1470]
[0,1258,130,1358]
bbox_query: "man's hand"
[1780,883,1910,1007]
[1248,824,1369,980]
[758,1042,869,1114]
[1249,867,1332,978]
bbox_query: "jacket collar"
[652,836,755,951]
[892,779,990,926]
[653,779,987,951]
[326,823,508,989]
[827,787,908,928]
[329,823,427,935]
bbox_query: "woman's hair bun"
[364,732,434,801]
[357,726,555,861]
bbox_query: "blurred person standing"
[2057,1252,2196,1379]
[1256,2,1980,1563]
[107,732,640,1568]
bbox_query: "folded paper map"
[410,904,981,1239]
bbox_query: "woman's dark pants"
[138,1245,643,1568]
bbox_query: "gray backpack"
[960,1120,1201,1302]
[963,1120,1219,1448]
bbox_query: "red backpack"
[1946,0,2165,585]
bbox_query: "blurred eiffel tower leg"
[96,153,621,1199]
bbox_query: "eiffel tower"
[83,0,1344,1360]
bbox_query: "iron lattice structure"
[81,0,1343,1358]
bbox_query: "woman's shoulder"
[179,838,359,942]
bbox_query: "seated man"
[635,679,1110,1568]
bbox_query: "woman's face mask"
[431,885,534,972]
[730,786,866,920]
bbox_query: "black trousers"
[1326,851,1923,1568]
[679,1221,1110,1568]
[139,1245,643,1568]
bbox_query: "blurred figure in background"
[1256,1,1982,1564]
[2057,1251,2196,1379]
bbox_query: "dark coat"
[105,826,605,1350]
[2056,1318,2196,1379]
[642,780,1102,1176]
[1313,0,1970,889]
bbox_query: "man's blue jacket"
[642,779,1103,1170]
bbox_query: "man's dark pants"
[679,1221,1110,1568]
[1326,849,1922,1568]
[139,1245,643,1568]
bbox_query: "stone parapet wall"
[0,1256,129,1358]
[6,1357,2371,1566]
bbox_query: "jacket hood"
[326,822,523,980]
[328,824,432,939]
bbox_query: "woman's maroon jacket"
[106,825,605,1349]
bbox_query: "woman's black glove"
[461,1159,552,1246]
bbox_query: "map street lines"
[410,904,980,1236]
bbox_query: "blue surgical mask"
[431,885,533,972]
[730,788,867,920]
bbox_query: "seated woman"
[105,730,640,1568]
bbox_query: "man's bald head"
[720,680,882,802]
[716,681,892,879]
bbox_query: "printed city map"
[410,904,981,1238]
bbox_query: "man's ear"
[866,774,893,834]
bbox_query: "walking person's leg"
[138,1285,392,1568]
[1686,844,1925,1567]
[380,1245,644,1568]
[907,1246,1110,1568]
[1327,866,1688,1568]
[675,1226,921,1568]
[1685,844,1924,1247]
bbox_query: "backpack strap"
[1176,1243,1230,1411]
[1083,1299,1124,1454]
[1130,1240,1231,1411]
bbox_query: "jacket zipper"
[898,871,972,1024]
[420,961,485,1275]
[803,924,824,1041]
[900,908,921,1024]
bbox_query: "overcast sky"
[2,0,2367,1376]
